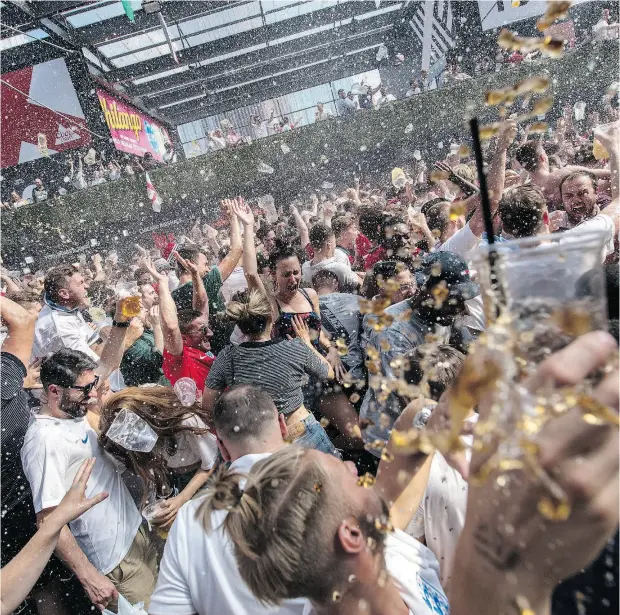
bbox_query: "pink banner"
[97,89,171,161]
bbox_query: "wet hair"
[331,214,356,239]
[403,344,465,401]
[99,386,213,502]
[311,269,339,291]
[358,205,384,243]
[498,185,547,238]
[133,266,150,282]
[309,223,334,251]
[198,446,383,604]
[225,289,272,336]
[420,197,447,217]
[425,202,451,237]
[268,240,301,271]
[559,170,597,196]
[361,260,409,300]
[40,349,97,392]
[573,143,596,166]
[212,384,279,442]
[44,265,76,304]
[177,308,203,334]
[516,140,542,172]
[176,247,202,273]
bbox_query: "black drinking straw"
[469,117,496,245]
[469,117,503,309]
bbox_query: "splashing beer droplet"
[538,495,571,521]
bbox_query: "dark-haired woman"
[203,201,339,457]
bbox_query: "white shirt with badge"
[20,415,141,574]
[149,453,307,615]
[301,529,448,615]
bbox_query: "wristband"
[112,319,130,328]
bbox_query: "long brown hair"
[99,386,214,503]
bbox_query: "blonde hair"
[452,163,476,184]
[198,447,362,604]
[226,288,273,336]
[99,386,213,502]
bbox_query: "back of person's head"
[133,266,150,282]
[331,213,355,239]
[425,201,451,237]
[362,260,402,299]
[358,205,384,243]
[452,163,476,184]
[199,446,374,604]
[420,197,447,217]
[498,185,547,238]
[40,349,97,392]
[404,344,465,401]
[212,385,279,442]
[516,140,542,172]
[308,223,334,251]
[44,264,75,303]
[226,289,272,336]
[177,308,203,334]
[311,269,340,292]
[573,143,597,167]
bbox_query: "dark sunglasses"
[68,375,100,398]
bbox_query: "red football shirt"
[163,346,215,394]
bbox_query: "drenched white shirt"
[21,416,141,575]
[149,453,307,615]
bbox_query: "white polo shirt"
[149,453,307,615]
[33,303,100,361]
[21,415,141,575]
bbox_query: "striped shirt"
[205,338,328,414]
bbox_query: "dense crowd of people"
[1,14,620,615]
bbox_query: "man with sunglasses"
[20,303,158,613]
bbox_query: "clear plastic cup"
[472,229,608,370]
[173,377,197,407]
[142,501,169,540]
[115,281,141,318]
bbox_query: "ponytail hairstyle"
[225,289,273,336]
[198,447,366,605]
[99,386,214,503]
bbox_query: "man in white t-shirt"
[149,384,307,615]
[21,344,157,612]
[33,265,101,361]
[302,223,360,292]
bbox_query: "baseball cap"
[416,251,479,301]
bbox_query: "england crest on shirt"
[417,572,450,614]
